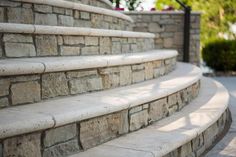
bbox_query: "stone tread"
[70,77,229,157]
[0,49,177,76]
[0,63,201,139]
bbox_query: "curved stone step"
[0,63,201,150]
[64,0,113,9]
[69,77,230,157]
[0,23,154,58]
[0,0,132,30]
[0,50,177,108]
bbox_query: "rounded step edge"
[71,77,230,157]
[64,0,113,9]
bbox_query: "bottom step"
[70,77,231,157]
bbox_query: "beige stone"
[0,79,10,97]
[0,97,9,108]
[60,46,80,56]
[5,43,36,57]
[58,15,74,26]
[69,79,87,94]
[11,81,41,105]
[3,133,41,157]
[10,75,40,82]
[132,70,145,83]
[148,23,164,33]
[132,64,144,71]
[67,70,98,79]
[99,37,111,54]
[35,35,57,56]
[129,106,142,114]
[7,7,33,24]
[34,4,52,13]
[42,73,69,99]
[85,37,98,46]
[121,44,130,53]
[80,11,90,20]
[120,66,132,86]
[87,77,103,91]
[204,123,219,148]
[35,13,57,25]
[63,36,84,45]
[145,62,154,80]
[3,34,33,43]
[129,109,148,131]
[112,42,121,54]
[80,111,128,149]
[53,7,65,14]
[178,142,194,157]
[149,98,168,122]
[164,38,173,48]
[44,124,77,147]
[81,46,99,55]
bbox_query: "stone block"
[80,11,90,20]
[34,4,52,13]
[7,7,33,24]
[129,109,148,131]
[0,8,4,22]
[149,98,168,122]
[87,77,103,91]
[10,75,40,82]
[132,64,144,71]
[0,79,10,97]
[99,37,111,54]
[112,42,121,54]
[81,46,99,55]
[69,79,87,94]
[5,43,36,57]
[145,62,154,80]
[44,124,77,147]
[204,123,219,149]
[58,15,74,26]
[152,15,160,22]
[192,134,204,152]
[43,139,80,157]
[35,35,57,56]
[53,7,65,14]
[3,34,33,43]
[178,142,194,157]
[35,13,57,25]
[65,9,73,16]
[129,106,142,114]
[132,70,145,83]
[60,46,80,56]
[101,74,120,89]
[164,38,173,48]
[148,23,164,33]
[85,37,98,46]
[121,44,130,53]
[11,81,41,105]
[0,97,9,108]
[67,70,98,79]
[168,105,178,115]
[80,111,128,149]
[168,93,178,107]
[119,66,132,86]
[3,133,41,157]
[63,36,84,45]
[42,73,69,99]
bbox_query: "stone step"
[64,0,113,9]
[0,23,154,58]
[69,77,231,157]
[0,0,132,30]
[0,50,177,108]
[0,63,202,157]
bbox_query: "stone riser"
[65,0,112,9]
[0,81,200,157]
[0,33,154,58]
[0,0,132,30]
[0,57,176,108]
[163,108,231,157]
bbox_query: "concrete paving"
[206,77,236,157]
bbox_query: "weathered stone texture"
[0,97,9,108]
[3,34,33,43]
[129,109,148,131]
[3,133,41,157]
[149,98,168,122]
[35,35,57,56]
[7,7,33,24]
[58,15,74,26]
[119,66,132,86]
[5,43,36,57]
[35,13,57,25]
[60,46,80,56]
[0,79,10,97]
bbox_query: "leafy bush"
[202,39,236,71]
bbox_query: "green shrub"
[202,39,236,71]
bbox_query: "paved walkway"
[206,77,236,157]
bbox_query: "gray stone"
[129,109,148,131]
[132,70,145,83]
[74,10,80,19]
[149,98,168,122]
[34,4,52,13]
[112,42,121,54]
[3,34,33,43]
[0,143,2,157]
[85,37,99,46]
[11,81,41,105]
[120,66,132,86]
[0,8,4,22]
[145,62,154,80]
[168,93,178,107]
[5,43,36,57]
[43,139,80,157]
[178,142,194,157]
[80,11,90,20]
[0,97,9,108]
[10,75,40,82]
[148,23,164,33]
[121,44,130,53]
[65,9,73,16]
[132,64,144,71]
[0,79,10,97]
[58,15,74,26]
[81,46,99,55]
[129,106,142,114]
[53,7,65,14]
[7,7,33,24]
[3,133,41,157]
[67,70,98,79]
[87,77,103,91]
[204,123,219,149]
[42,73,69,99]
[35,35,57,56]
[63,36,84,45]
[152,15,160,22]
[101,74,120,89]
[60,46,80,56]
[80,111,128,149]
[0,1,21,7]
[44,124,77,147]
[192,134,204,152]
[99,37,111,54]
[69,79,87,94]
[164,38,173,48]
[35,13,57,26]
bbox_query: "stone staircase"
[0,0,231,157]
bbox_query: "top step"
[64,0,113,9]
[0,0,133,30]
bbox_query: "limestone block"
[11,75,40,82]
[0,97,9,108]
[74,19,92,27]
[129,106,142,114]
[99,37,111,54]
[164,38,173,48]
[34,4,52,13]
[132,70,145,83]
[121,44,130,53]
[67,70,98,79]
[161,32,174,38]
[81,46,99,55]
[42,73,69,99]
[87,77,103,91]
[63,36,84,45]
[85,37,98,46]
[178,142,194,157]
[168,105,178,115]
[74,10,80,19]
[132,64,144,71]
[80,111,128,149]
[0,46,2,57]
[53,7,65,14]
[112,42,121,54]
[148,23,164,33]
[58,15,74,27]
[91,14,103,28]
[145,62,154,80]
[129,109,148,131]
[43,139,80,157]
[65,9,73,16]
[152,15,160,22]
[153,60,162,68]
[22,3,32,9]
[120,66,132,86]
[168,93,178,107]
[60,46,80,56]
[99,67,120,75]
[163,150,178,157]
[3,34,33,43]
[7,7,33,24]
[69,79,87,94]
[204,123,219,149]
[0,79,10,96]
[0,8,4,22]
[103,15,113,22]
[149,98,168,122]
[35,13,57,26]
[192,134,204,152]
[3,133,41,157]
[0,1,21,7]
[101,73,120,89]
[35,35,57,56]
[11,81,41,105]
[44,124,77,147]
[80,11,90,20]
[5,43,36,57]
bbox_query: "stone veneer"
[0,33,154,58]
[0,81,203,157]
[65,0,112,9]
[0,57,176,108]
[0,0,132,30]
[126,12,201,65]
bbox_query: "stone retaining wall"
[0,81,200,157]
[0,0,131,30]
[0,33,154,58]
[65,0,112,9]
[126,12,201,65]
[0,57,176,108]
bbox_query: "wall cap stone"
[0,63,201,139]
[125,11,202,15]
